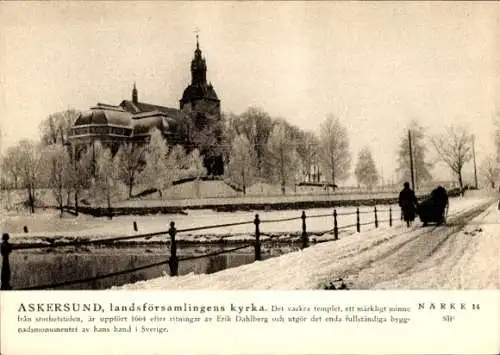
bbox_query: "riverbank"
[3,194,487,246]
[64,190,441,216]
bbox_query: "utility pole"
[380,165,384,188]
[408,130,415,191]
[472,135,478,189]
[413,147,418,191]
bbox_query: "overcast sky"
[1,2,498,184]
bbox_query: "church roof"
[72,105,177,138]
[132,116,173,135]
[71,36,220,141]
[74,108,132,127]
[94,103,127,111]
[119,100,185,121]
[180,83,219,104]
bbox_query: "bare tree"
[167,145,188,174]
[431,125,473,195]
[93,143,120,218]
[67,147,93,216]
[479,155,499,189]
[115,143,145,198]
[221,112,240,147]
[226,134,257,194]
[39,109,80,146]
[396,120,433,189]
[231,107,274,180]
[295,130,319,183]
[318,115,351,189]
[17,140,44,213]
[42,144,71,216]
[354,146,379,190]
[183,148,207,179]
[138,129,171,199]
[268,121,300,195]
[1,145,24,189]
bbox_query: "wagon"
[416,186,449,226]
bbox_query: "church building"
[69,35,224,175]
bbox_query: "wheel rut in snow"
[323,201,493,290]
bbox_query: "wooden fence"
[1,206,398,290]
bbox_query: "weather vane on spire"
[194,27,200,48]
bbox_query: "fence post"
[374,206,379,228]
[301,211,309,249]
[389,207,393,227]
[168,222,179,276]
[133,221,138,232]
[254,214,261,261]
[356,208,360,233]
[1,233,12,290]
[333,209,338,240]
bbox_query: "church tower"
[179,35,221,118]
[191,38,207,85]
[179,34,223,176]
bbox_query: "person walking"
[398,182,418,227]
[1,233,12,290]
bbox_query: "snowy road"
[373,202,500,289]
[337,200,496,289]
[115,196,499,290]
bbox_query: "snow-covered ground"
[114,195,499,290]
[2,196,491,245]
[113,190,418,208]
[0,185,426,209]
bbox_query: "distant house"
[68,35,224,175]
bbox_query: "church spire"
[191,30,207,85]
[132,82,138,104]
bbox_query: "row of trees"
[222,110,500,194]
[1,107,367,212]
[433,121,500,192]
[397,119,500,194]
[2,107,499,215]
[0,129,207,215]
[223,109,353,194]
[224,110,499,195]
[224,110,425,194]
